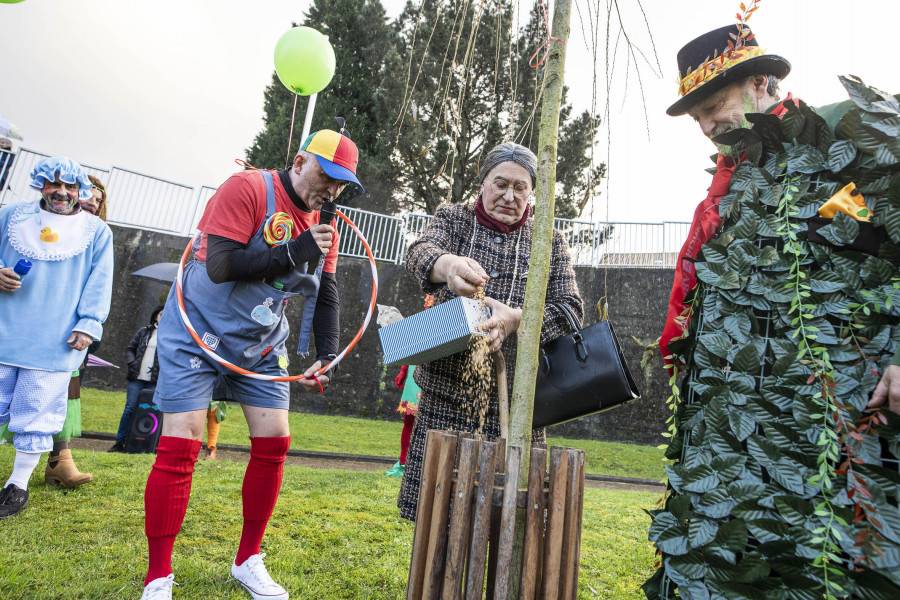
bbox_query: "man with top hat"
[648,23,900,600]
[660,24,794,368]
[140,128,363,600]
[660,25,900,408]
[0,156,113,520]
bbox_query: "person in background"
[384,364,421,478]
[204,399,225,460]
[0,138,14,193]
[0,156,113,519]
[42,175,112,485]
[81,175,108,221]
[385,295,432,478]
[109,306,163,453]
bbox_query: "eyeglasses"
[489,178,530,199]
[92,184,105,193]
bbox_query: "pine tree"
[246,0,604,218]
[245,0,401,213]
[392,0,514,214]
[393,0,604,217]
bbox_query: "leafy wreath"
[646,76,900,600]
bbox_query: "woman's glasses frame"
[488,177,531,200]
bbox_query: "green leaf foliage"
[647,78,900,599]
[815,211,861,246]
[827,140,858,172]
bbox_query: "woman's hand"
[431,254,489,297]
[481,297,522,352]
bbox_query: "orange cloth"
[818,182,870,221]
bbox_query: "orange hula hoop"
[174,209,379,384]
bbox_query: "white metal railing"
[0,149,16,200]
[0,148,108,208]
[336,204,406,264]
[106,167,198,235]
[0,147,688,267]
[189,186,218,232]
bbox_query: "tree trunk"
[507,0,573,596]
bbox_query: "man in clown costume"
[140,128,362,600]
[0,156,113,519]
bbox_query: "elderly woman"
[397,142,583,521]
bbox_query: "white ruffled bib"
[8,201,99,261]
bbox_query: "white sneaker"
[231,553,289,599]
[141,574,177,599]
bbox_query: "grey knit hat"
[478,142,537,186]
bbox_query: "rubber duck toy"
[40,227,59,243]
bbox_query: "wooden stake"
[495,351,509,441]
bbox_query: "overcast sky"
[1,0,897,224]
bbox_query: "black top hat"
[667,25,791,116]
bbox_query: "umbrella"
[132,262,179,284]
[87,355,119,369]
[0,117,24,141]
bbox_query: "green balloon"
[0,0,28,4]
[273,26,336,96]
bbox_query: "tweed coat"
[397,202,583,520]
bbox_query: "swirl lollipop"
[263,212,294,246]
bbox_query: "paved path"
[71,434,665,494]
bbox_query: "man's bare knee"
[160,409,207,440]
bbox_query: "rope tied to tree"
[529,0,567,68]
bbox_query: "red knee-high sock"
[144,436,202,586]
[235,436,291,566]
[399,414,416,465]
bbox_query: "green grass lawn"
[0,445,658,599]
[82,388,667,481]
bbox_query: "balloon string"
[234,158,258,170]
[284,94,299,169]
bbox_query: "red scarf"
[474,191,531,233]
[660,94,793,370]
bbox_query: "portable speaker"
[125,389,164,454]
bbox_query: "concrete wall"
[87,225,674,446]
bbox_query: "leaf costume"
[647,78,900,600]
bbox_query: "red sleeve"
[197,173,265,244]
[323,226,339,274]
[395,365,409,388]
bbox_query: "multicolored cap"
[300,127,364,194]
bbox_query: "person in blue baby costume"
[0,156,114,520]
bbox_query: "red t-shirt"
[194,170,339,274]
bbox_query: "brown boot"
[45,449,93,487]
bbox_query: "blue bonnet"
[29,156,93,201]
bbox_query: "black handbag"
[532,303,641,428]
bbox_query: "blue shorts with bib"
[154,171,316,413]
